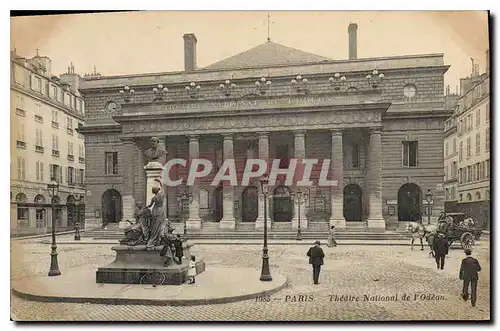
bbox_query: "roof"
[205,41,332,70]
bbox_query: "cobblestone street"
[11,236,490,321]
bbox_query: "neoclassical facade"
[80,30,448,232]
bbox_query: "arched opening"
[101,189,122,226]
[34,194,47,230]
[242,186,258,222]
[466,193,472,201]
[213,185,223,222]
[343,184,363,221]
[475,191,481,201]
[273,186,293,222]
[398,183,422,222]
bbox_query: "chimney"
[486,49,490,73]
[183,33,197,71]
[348,23,358,60]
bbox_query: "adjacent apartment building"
[443,52,490,229]
[10,50,86,235]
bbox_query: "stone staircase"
[82,220,407,241]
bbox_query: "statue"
[120,182,173,249]
[144,137,167,166]
[132,201,143,224]
[159,228,182,266]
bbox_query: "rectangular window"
[451,187,456,200]
[16,95,25,110]
[453,138,457,153]
[444,165,448,180]
[352,144,360,168]
[17,157,26,180]
[68,142,74,155]
[466,137,471,158]
[486,159,490,178]
[472,164,476,181]
[36,161,40,181]
[452,161,457,179]
[459,141,463,162]
[79,169,84,185]
[475,132,481,154]
[35,128,43,147]
[52,110,58,123]
[105,152,118,175]
[67,167,74,186]
[458,168,462,184]
[486,128,490,151]
[458,120,462,135]
[467,166,471,183]
[444,141,448,157]
[486,102,490,122]
[17,121,25,142]
[476,109,481,127]
[467,114,472,132]
[479,162,484,179]
[402,141,418,167]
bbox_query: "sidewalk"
[12,266,287,306]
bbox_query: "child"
[188,255,197,284]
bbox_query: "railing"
[67,127,73,135]
[67,154,74,162]
[16,140,26,149]
[52,150,60,157]
[34,115,43,123]
[51,121,59,129]
[35,145,44,153]
[15,108,26,117]
[79,157,85,164]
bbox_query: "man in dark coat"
[459,249,482,307]
[173,234,184,264]
[307,240,325,285]
[432,232,449,270]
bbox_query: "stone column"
[367,128,386,230]
[144,162,164,204]
[329,130,346,229]
[256,132,269,230]
[120,137,136,228]
[220,134,236,229]
[166,140,178,219]
[187,135,201,229]
[292,130,308,229]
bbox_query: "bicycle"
[139,270,166,287]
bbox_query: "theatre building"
[79,24,448,232]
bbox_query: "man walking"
[432,232,449,270]
[307,240,325,285]
[459,249,482,307]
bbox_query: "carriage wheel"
[140,271,166,286]
[460,232,475,250]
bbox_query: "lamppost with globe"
[425,189,434,225]
[47,177,61,276]
[177,190,194,236]
[259,174,272,281]
[291,189,309,241]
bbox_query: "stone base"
[220,220,236,230]
[329,218,346,230]
[255,219,264,229]
[118,220,132,229]
[367,218,386,231]
[291,218,308,229]
[186,219,202,230]
[96,243,205,285]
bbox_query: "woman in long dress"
[119,208,151,246]
[145,183,166,249]
[327,225,338,247]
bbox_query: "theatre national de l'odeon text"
[79,24,448,233]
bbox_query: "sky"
[10,11,489,91]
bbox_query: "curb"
[11,230,84,241]
[12,276,288,307]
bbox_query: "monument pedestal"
[96,241,205,285]
[186,220,202,229]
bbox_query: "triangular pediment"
[205,41,332,70]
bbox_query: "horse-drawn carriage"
[437,213,482,249]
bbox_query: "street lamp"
[153,84,169,101]
[73,194,85,241]
[185,82,201,99]
[290,75,309,94]
[47,177,61,276]
[255,77,272,95]
[366,69,385,89]
[177,190,194,236]
[219,80,237,97]
[291,189,309,241]
[119,85,135,102]
[425,189,434,225]
[259,173,272,281]
[328,73,347,91]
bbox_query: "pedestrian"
[327,225,338,247]
[306,240,325,285]
[432,232,449,270]
[187,255,197,284]
[174,234,184,264]
[459,249,482,307]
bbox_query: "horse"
[405,222,437,252]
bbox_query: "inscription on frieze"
[151,94,375,113]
